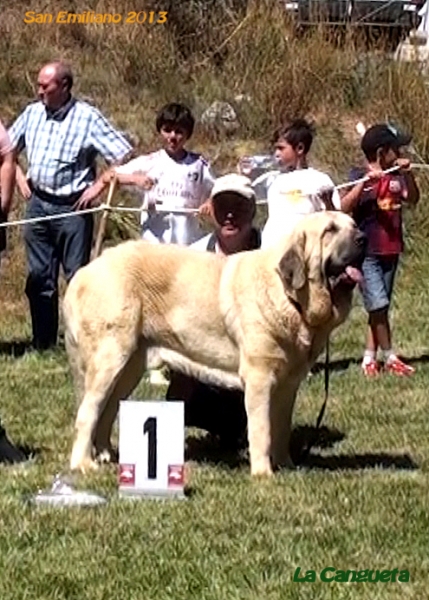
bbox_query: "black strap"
[0,208,7,252]
[206,233,217,253]
[298,336,330,463]
[29,181,83,206]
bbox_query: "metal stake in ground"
[93,175,117,259]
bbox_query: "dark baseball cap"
[361,123,412,156]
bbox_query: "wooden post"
[92,175,117,259]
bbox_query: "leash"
[298,336,330,463]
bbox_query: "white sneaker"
[148,369,170,386]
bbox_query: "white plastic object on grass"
[31,474,108,507]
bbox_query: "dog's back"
[63,240,243,376]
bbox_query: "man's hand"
[395,158,411,173]
[132,174,156,190]
[366,166,384,181]
[318,186,336,210]
[16,164,31,200]
[18,179,31,200]
[198,199,213,217]
[107,169,156,190]
[74,181,105,211]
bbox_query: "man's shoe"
[361,358,380,377]
[0,432,28,464]
[385,356,415,376]
[31,339,57,352]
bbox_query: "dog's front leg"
[243,371,275,476]
[269,381,300,470]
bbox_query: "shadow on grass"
[0,337,67,358]
[312,353,429,374]
[186,424,344,470]
[18,444,43,461]
[0,442,43,465]
[403,354,429,367]
[0,339,33,357]
[186,434,249,470]
[186,424,419,473]
[300,451,418,471]
[290,424,345,464]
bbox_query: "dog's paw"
[250,457,273,477]
[70,457,99,473]
[95,447,118,465]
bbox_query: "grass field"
[2,1,429,597]
[0,217,428,600]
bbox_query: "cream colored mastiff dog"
[64,211,365,476]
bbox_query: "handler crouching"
[166,174,261,449]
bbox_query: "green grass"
[0,239,428,600]
[1,1,429,596]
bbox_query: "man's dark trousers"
[24,191,93,350]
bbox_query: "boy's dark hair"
[272,118,315,154]
[361,123,412,162]
[155,103,195,137]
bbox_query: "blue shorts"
[360,255,399,313]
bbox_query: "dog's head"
[277,211,366,327]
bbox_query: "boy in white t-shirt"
[261,119,341,249]
[97,104,215,386]
[99,103,216,246]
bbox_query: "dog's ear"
[277,240,306,291]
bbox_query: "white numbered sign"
[118,400,185,498]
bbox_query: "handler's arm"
[340,181,365,214]
[103,169,155,190]
[0,150,16,215]
[15,161,31,200]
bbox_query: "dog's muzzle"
[326,230,367,289]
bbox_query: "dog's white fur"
[63,211,362,476]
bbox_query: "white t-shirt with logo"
[115,149,215,246]
[261,168,341,249]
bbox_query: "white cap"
[211,174,256,202]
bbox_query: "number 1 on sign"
[143,417,157,479]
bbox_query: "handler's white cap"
[211,174,256,202]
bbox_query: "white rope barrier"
[251,165,403,191]
[334,165,401,190]
[0,162,426,229]
[0,205,104,228]
[112,205,201,215]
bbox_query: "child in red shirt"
[341,124,420,376]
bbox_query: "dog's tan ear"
[277,243,306,291]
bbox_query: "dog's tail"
[63,285,86,406]
[63,288,78,352]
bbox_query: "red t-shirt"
[350,169,408,255]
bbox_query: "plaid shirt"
[8,98,132,197]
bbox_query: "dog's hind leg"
[70,338,135,473]
[64,327,86,409]
[95,343,147,463]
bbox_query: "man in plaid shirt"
[9,61,132,350]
